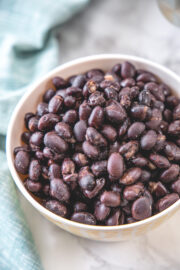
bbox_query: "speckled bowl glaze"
[6,54,180,241]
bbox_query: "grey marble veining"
[20,0,180,269]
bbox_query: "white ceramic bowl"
[6,54,180,242]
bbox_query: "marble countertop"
[20,0,180,269]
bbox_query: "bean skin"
[73,153,89,167]
[71,212,96,225]
[15,151,30,174]
[62,158,75,175]
[83,178,105,199]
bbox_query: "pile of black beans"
[14,61,180,226]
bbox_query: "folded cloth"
[0,0,89,269]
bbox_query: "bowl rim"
[6,53,180,231]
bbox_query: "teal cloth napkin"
[0,0,89,269]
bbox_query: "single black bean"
[149,181,168,197]
[55,122,72,139]
[101,124,117,142]
[44,132,68,154]
[86,127,107,147]
[171,179,180,195]
[74,202,88,213]
[74,120,87,142]
[105,101,127,124]
[14,151,30,174]
[121,61,136,78]
[156,193,179,212]
[120,167,142,185]
[132,197,152,220]
[160,164,179,183]
[136,72,157,83]
[21,132,31,144]
[149,154,170,169]
[168,120,180,136]
[119,141,139,160]
[88,91,105,107]
[105,209,121,226]
[30,132,43,146]
[43,88,55,102]
[94,202,110,221]
[64,96,76,108]
[79,101,92,120]
[123,182,144,201]
[45,200,67,217]
[38,113,60,131]
[83,80,98,97]
[63,110,77,125]
[71,212,96,225]
[49,164,61,179]
[88,106,104,129]
[72,74,86,88]
[50,178,70,202]
[28,117,39,132]
[24,112,35,129]
[140,130,157,150]
[100,191,121,207]
[107,153,124,180]
[25,179,42,193]
[127,122,145,139]
[52,76,67,89]
[164,142,180,161]
[29,160,41,181]
[104,87,118,101]
[173,104,180,120]
[83,178,105,199]
[82,141,99,160]
[131,104,151,121]
[91,160,107,177]
[73,153,89,167]
[36,102,48,116]
[140,170,151,182]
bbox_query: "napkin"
[0,0,89,269]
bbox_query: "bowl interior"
[6,54,180,230]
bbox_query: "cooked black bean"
[156,193,179,212]
[29,160,41,181]
[94,202,110,221]
[74,120,87,142]
[73,153,89,167]
[123,182,144,201]
[49,164,61,179]
[15,151,30,174]
[88,106,104,129]
[44,132,68,154]
[120,167,142,185]
[71,212,96,225]
[52,76,67,89]
[119,141,139,160]
[43,89,55,102]
[91,160,107,177]
[149,154,170,169]
[140,130,157,150]
[25,179,42,193]
[55,122,72,139]
[107,153,124,180]
[132,197,152,220]
[100,191,121,207]
[127,122,145,139]
[50,178,70,202]
[105,101,127,124]
[171,179,180,195]
[86,127,107,147]
[105,209,122,226]
[79,101,92,120]
[38,113,60,131]
[82,141,99,160]
[45,200,67,217]
[14,61,180,226]
[63,110,77,125]
[160,164,179,183]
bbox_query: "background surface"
[20,0,180,269]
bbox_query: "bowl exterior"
[7,54,180,241]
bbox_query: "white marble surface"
[20,0,180,269]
